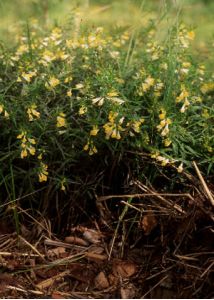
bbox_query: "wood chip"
[94,272,109,290]
[112,260,137,278]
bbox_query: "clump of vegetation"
[0,18,213,201]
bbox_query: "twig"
[36,270,70,290]
[0,251,40,258]
[44,238,88,250]
[141,275,169,298]
[98,193,185,213]
[18,235,45,261]
[200,261,214,278]
[6,285,27,294]
[193,161,214,206]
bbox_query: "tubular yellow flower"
[79,106,87,115]
[164,138,172,147]
[107,90,118,97]
[0,104,4,114]
[27,104,40,121]
[90,125,99,136]
[46,77,60,89]
[38,162,48,182]
[67,89,72,97]
[21,149,28,159]
[21,71,36,83]
[83,140,98,155]
[187,31,195,40]
[177,163,184,173]
[56,113,67,128]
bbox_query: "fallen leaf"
[112,260,137,278]
[65,236,89,246]
[121,284,136,299]
[94,272,109,290]
[140,214,157,235]
[36,270,70,290]
[108,274,119,286]
[51,291,64,299]
[83,228,102,244]
[47,247,66,258]
[85,252,107,262]
[89,245,104,254]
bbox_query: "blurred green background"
[0,0,213,64]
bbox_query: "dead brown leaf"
[82,228,102,244]
[112,260,137,278]
[85,252,107,262]
[140,214,157,235]
[47,247,66,258]
[65,236,89,246]
[121,284,136,299]
[51,291,65,299]
[94,272,109,290]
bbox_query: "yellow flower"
[187,31,195,40]
[21,71,36,83]
[28,138,36,145]
[67,89,72,97]
[38,153,43,160]
[111,128,121,140]
[177,163,183,173]
[42,50,55,63]
[92,97,105,106]
[46,77,60,89]
[21,149,28,159]
[0,104,4,114]
[200,82,214,94]
[83,140,98,155]
[161,124,169,137]
[28,146,36,156]
[108,111,118,123]
[61,178,66,191]
[38,162,48,182]
[27,104,40,121]
[202,109,210,119]
[89,145,98,155]
[79,106,87,115]
[64,76,73,83]
[56,113,67,128]
[164,138,172,147]
[4,111,9,119]
[75,83,84,89]
[90,125,99,136]
[17,131,26,139]
[159,109,166,120]
[107,90,118,97]
[131,118,144,133]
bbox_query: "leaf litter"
[0,171,214,298]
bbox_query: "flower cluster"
[27,104,40,122]
[103,111,125,140]
[17,131,36,159]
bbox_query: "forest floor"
[0,168,213,299]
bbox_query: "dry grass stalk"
[193,161,214,207]
[36,270,70,290]
[18,235,45,261]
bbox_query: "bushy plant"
[0,18,213,196]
